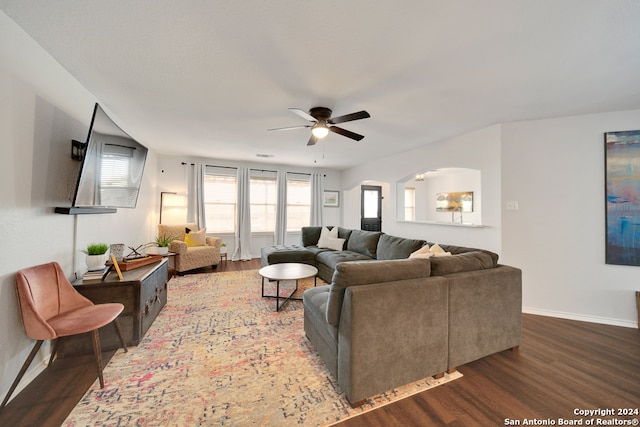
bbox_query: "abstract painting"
[435,191,473,212]
[605,129,640,266]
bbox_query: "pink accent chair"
[1,262,128,410]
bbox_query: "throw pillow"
[409,244,432,259]
[319,236,346,251]
[185,228,206,247]
[429,243,452,257]
[317,226,338,248]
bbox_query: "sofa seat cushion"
[430,251,496,276]
[303,285,338,342]
[315,250,373,271]
[260,245,316,266]
[376,234,426,260]
[304,245,331,256]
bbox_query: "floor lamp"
[160,191,179,224]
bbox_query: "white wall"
[0,12,159,402]
[502,110,640,327]
[341,125,503,253]
[343,115,640,328]
[157,154,343,258]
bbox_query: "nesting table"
[259,263,318,311]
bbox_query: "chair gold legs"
[0,340,44,411]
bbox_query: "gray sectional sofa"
[260,226,522,406]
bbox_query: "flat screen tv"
[60,103,148,213]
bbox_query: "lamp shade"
[311,124,329,139]
[162,193,185,207]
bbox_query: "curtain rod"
[181,162,324,177]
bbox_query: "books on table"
[82,265,111,283]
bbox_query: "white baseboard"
[523,307,638,329]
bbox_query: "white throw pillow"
[429,243,451,257]
[409,244,432,259]
[317,226,338,248]
[321,237,346,251]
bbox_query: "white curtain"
[310,173,324,226]
[186,162,205,229]
[232,167,252,261]
[274,170,287,245]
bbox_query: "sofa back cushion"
[429,251,496,276]
[302,226,323,247]
[377,234,426,260]
[302,226,353,248]
[428,242,499,265]
[326,258,431,326]
[159,223,198,242]
[346,229,382,258]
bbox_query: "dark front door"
[361,185,382,231]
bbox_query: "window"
[287,176,311,231]
[203,171,237,233]
[405,187,416,222]
[250,175,276,232]
[98,144,139,207]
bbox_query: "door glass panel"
[363,190,379,218]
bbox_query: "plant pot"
[146,246,169,255]
[86,253,109,271]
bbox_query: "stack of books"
[82,265,111,283]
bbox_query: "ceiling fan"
[268,107,371,146]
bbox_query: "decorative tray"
[109,255,163,271]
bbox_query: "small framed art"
[323,190,340,207]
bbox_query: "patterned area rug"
[64,269,461,426]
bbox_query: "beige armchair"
[158,224,221,274]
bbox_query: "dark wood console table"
[60,259,168,357]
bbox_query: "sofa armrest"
[447,265,522,369]
[169,240,188,255]
[338,277,449,404]
[205,236,221,249]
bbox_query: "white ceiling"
[2,1,640,169]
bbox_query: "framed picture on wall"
[323,190,340,207]
[605,129,640,266]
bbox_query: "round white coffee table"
[259,263,318,311]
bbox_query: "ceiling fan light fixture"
[311,124,329,139]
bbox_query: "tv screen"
[72,103,148,209]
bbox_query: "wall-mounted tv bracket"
[71,139,86,161]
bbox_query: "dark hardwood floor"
[2,259,639,427]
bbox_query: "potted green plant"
[146,235,173,255]
[84,243,110,271]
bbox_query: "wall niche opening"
[397,167,482,226]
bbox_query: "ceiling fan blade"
[267,125,311,131]
[307,134,318,146]
[328,110,370,124]
[289,108,317,122]
[329,126,365,141]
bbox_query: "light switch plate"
[506,201,519,211]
